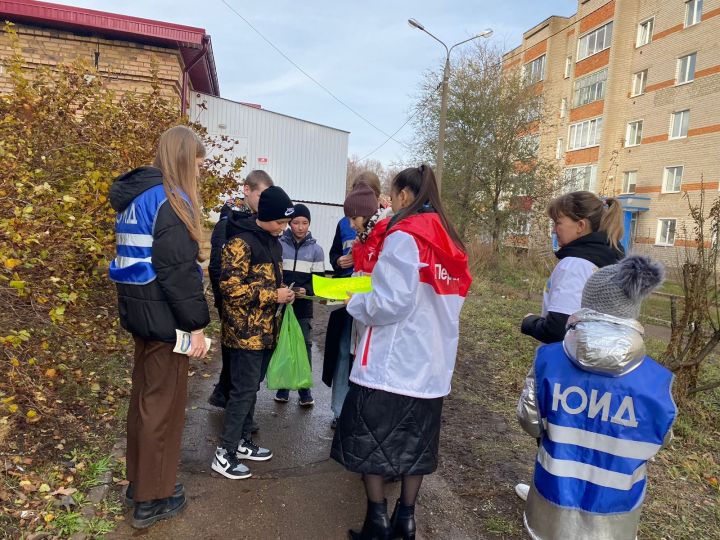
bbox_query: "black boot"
[389,499,416,540]
[124,482,184,507]
[131,493,187,529]
[348,499,391,540]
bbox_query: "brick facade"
[0,23,184,99]
[505,0,720,266]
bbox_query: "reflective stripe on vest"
[533,342,676,514]
[108,184,167,285]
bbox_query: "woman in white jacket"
[331,164,472,540]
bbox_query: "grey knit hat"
[581,256,665,319]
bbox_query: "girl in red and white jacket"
[331,164,472,540]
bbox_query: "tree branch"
[688,380,720,395]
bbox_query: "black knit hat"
[292,203,311,222]
[257,186,294,222]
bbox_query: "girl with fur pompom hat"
[517,256,677,540]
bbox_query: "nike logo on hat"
[285,208,294,216]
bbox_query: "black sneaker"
[211,447,252,480]
[131,494,186,529]
[125,482,184,508]
[298,390,315,407]
[237,438,273,461]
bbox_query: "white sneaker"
[237,438,273,461]
[515,483,530,501]
[211,447,252,480]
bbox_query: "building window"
[578,22,613,61]
[677,53,697,84]
[520,134,540,157]
[565,165,598,192]
[656,219,677,246]
[626,120,643,146]
[622,171,637,194]
[631,70,648,96]
[573,68,608,107]
[565,56,573,78]
[568,118,602,150]
[508,213,532,236]
[524,55,546,85]
[560,98,568,118]
[636,18,654,47]
[670,110,690,139]
[686,0,703,27]
[663,166,684,192]
[556,138,564,160]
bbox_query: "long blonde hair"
[547,191,624,250]
[153,126,206,246]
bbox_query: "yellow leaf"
[44,513,54,523]
[62,195,77,203]
[38,483,50,493]
[8,404,18,413]
[45,368,56,378]
[26,409,37,418]
[10,358,19,367]
[3,258,21,269]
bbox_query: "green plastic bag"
[266,305,313,390]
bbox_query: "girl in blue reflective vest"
[517,256,676,540]
[109,125,210,529]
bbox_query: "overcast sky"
[59,0,576,165]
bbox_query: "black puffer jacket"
[109,167,209,342]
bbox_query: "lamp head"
[477,29,493,38]
[408,18,425,31]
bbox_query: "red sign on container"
[258,157,268,164]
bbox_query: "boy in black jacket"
[211,186,296,480]
[208,170,273,408]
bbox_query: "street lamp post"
[408,19,492,192]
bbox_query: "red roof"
[0,0,220,96]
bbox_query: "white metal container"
[191,92,349,268]
[189,92,349,205]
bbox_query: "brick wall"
[0,23,184,99]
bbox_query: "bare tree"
[411,44,560,249]
[662,181,720,402]
[346,155,397,195]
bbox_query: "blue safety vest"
[338,216,356,277]
[108,184,168,285]
[533,342,676,514]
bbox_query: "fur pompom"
[612,256,665,301]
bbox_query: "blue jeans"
[331,315,352,418]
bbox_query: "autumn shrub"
[0,24,241,462]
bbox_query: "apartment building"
[504,0,720,264]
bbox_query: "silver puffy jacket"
[517,309,672,540]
